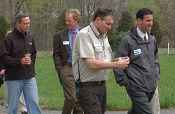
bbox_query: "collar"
[90,22,106,39]
[14,28,27,38]
[69,26,80,32]
[137,27,148,40]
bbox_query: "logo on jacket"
[63,41,70,45]
[133,48,142,55]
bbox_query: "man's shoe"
[21,111,28,114]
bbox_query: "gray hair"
[65,9,81,23]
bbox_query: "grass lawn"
[37,53,175,110]
[35,53,175,110]
[0,53,175,110]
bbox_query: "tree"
[0,16,9,42]
[151,19,162,46]
[109,11,133,51]
[117,11,133,32]
[0,0,129,50]
[155,0,175,48]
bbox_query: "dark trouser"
[127,88,155,114]
[78,81,106,114]
[59,65,83,114]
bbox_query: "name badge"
[94,43,103,52]
[63,41,69,45]
[28,42,32,45]
[133,48,142,55]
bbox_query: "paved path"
[1,104,175,114]
[42,109,175,114]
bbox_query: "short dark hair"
[15,12,29,25]
[136,8,153,19]
[92,8,113,21]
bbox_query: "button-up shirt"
[67,27,79,64]
[137,27,148,41]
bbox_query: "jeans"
[4,82,28,112]
[6,77,41,114]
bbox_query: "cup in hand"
[119,57,129,61]
[24,53,31,65]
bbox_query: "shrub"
[0,16,9,42]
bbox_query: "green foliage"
[109,31,127,52]
[118,11,134,32]
[109,11,133,51]
[0,16,9,42]
[128,0,159,16]
[55,9,66,33]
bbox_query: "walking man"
[0,13,41,114]
[72,8,129,114]
[114,8,160,114]
[53,9,83,114]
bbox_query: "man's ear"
[136,18,142,26]
[95,17,102,22]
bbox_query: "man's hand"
[113,57,129,69]
[0,69,5,87]
[0,69,5,75]
[21,54,31,65]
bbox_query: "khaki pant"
[151,87,160,114]
[59,65,83,114]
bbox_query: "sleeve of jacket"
[0,37,21,67]
[53,33,62,75]
[113,36,130,86]
[31,38,37,66]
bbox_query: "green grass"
[37,53,175,110]
[159,55,175,108]
[35,51,64,109]
[107,54,175,110]
[107,71,131,110]
[0,52,175,110]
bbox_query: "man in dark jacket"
[114,8,160,114]
[0,13,41,114]
[53,9,83,114]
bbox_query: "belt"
[64,63,72,67]
[79,81,105,86]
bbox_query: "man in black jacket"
[0,13,41,114]
[114,8,160,114]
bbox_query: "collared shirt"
[72,23,112,82]
[67,27,79,64]
[68,28,79,48]
[90,22,107,39]
[137,27,148,41]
